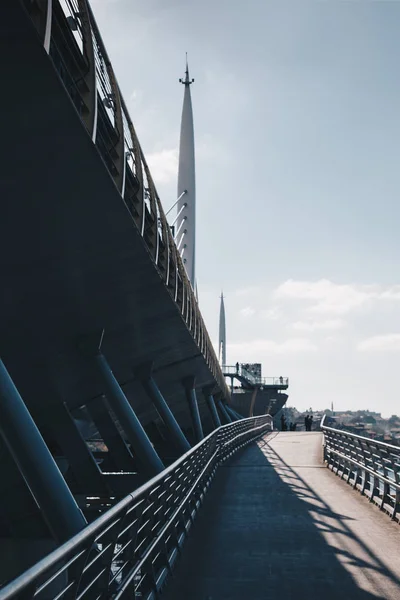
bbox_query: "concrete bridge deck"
[163,432,400,600]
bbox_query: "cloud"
[146,148,178,184]
[274,279,400,315]
[228,337,317,357]
[240,306,255,318]
[358,334,400,352]
[130,89,143,104]
[196,134,232,166]
[291,319,344,332]
[261,307,282,321]
[235,286,260,297]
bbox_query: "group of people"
[280,415,297,431]
[280,414,313,431]
[304,414,314,431]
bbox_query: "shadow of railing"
[162,432,399,600]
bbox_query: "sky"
[90,0,400,417]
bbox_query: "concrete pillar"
[0,359,87,543]
[140,371,191,454]
[216,399,232,424]
[95,353,164,477]
[204,391,221,428]
[183,377,204,443]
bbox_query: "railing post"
[353,469,359,489]
[183,377,204,443]
[95,353,164,476]
[360,468,368,496]
[381,482,389,511]
[391,454,400,520]
[392,490,400,521]
[358,439,368,495]
[370,475,377,503]
[137,364,191,454]
[0,359,87,543]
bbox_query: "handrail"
[0,415,272,599]
[223,366,289,387]
[321,415,400,520]
[321,415,400,451]
[22,0,230,400]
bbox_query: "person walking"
[280,414,286,431]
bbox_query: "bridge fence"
[0,415,272,600]
[321,416,400,521]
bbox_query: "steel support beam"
[95,353,164,477]
[203,391,221,428]
[225,405,240,421]
[0,359,87,543]
[230,407,244,420]
[183,377,204,443]
[216,399,232,424]
[87,396,136,472]
[138,367,190,454]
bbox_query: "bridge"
[0,419,399,598]
[1,1,399,598]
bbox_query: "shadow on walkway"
[162,432,399,600]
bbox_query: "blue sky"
[91,0,400,417]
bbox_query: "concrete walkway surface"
[162,432,400,600]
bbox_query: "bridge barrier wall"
[321,415,400,521]
[0,415,273,599]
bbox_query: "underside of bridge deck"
[163,432,400,600]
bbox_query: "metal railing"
[222,366,289,388]
[321,415,400,520]
[259,377,288,387]
[0,415,272,599]
[22,0,230,400]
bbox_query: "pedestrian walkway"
[163,432,400,599]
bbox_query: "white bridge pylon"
[176,57,196,288]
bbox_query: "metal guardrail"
[0,415,272,599]
[21,0,229,399]
[259,377,289,387]
[321,415,400,520]
[222,366,289,387]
